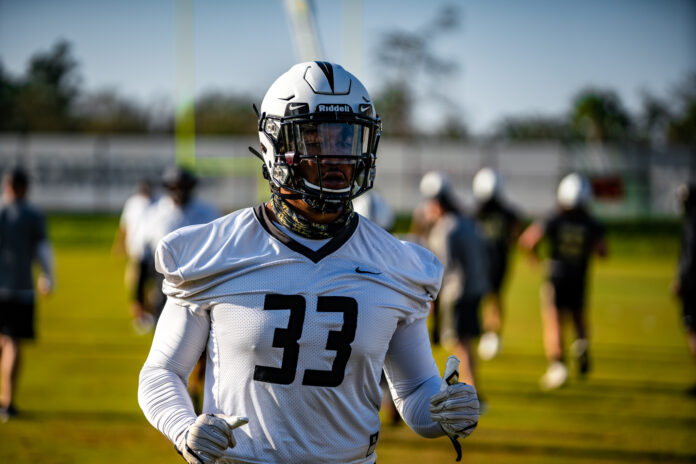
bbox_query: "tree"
[193,91,256,135]
[438,113,470,141]
[569,88,632,144]
[666,73,696,146]
[371,82,412,139]
[636,91,672,146]
[495,115,569,141]
[74,89,150,133]
[373,4,462,138]
[0,62,19,131]
[12,40,82,131]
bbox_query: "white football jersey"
[136,195,220,258]
[150,205,443,463]
[119,192,155,259]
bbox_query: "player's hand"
[671,278,682,298]
[176,414,248,464]
[37,273,53,295]
[130,301,145,319]
[430,356,479,461]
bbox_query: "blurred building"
[0,133,692,217]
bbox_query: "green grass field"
[1,215,695,463]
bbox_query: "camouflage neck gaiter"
[270,193,354,239]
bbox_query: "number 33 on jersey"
[153,205,443,462]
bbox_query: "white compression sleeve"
[383,317,444,438]
[138,300,210,444]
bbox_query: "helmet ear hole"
[272,165,291,184]
[354,161,366,190]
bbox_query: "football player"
[673,183,696,396]
[0,168,54,422]
[419,172,489,388]
[134,167,219,411]
[518,173,608,390]
[472,168,522,361]
[133,166,220,322]
[138,62,479,463]
[113,178,157,334]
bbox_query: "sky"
[0,0,695,134]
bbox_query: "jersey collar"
[253,204,359,263]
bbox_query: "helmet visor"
[264,115,380,201]
[290,122,371,160]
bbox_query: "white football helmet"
[419,171,452,200]
[254,61,381,208]
[472,167,502,203]
[352,191,395,231]
[557,173,591,209]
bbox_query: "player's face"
[422,198,444,225]
[295,123,357,191]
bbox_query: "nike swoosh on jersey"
[355,266,382,275]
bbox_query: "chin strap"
[270,194,354,239]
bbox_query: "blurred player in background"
[472,167,521,361]
[519,173,607,390]
[419,171,489,387]
[135,166,219,412]
[408,201,441,344]
[113,178,157,333]
[673,182,696,396]
[138,62,479,464]
[353,189,395,232]
[134,167,219,323]
[0,168,54,422]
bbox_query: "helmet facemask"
[261,110,380,213]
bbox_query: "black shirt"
[476,198,520,264]
[0,200,47,298]
[544,208,604,282]
[678,204,696,293]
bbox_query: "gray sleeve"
[138,300,209,444]
[383,318,444,438]
[35,240,54,280]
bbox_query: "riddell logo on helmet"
[316,104,352,113]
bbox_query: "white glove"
[176,414,248,464]
[430,356,479,461]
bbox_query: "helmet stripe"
[314,61,335,93]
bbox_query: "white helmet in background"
[254,61,381,210]
[557,173,591,209]
[472,167,502,203]
[419,171,452,200]
[352,191,395,231]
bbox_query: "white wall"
[0,133,692,218]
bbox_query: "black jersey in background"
[543,208,605,284]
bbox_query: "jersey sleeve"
[154,234,212,314]
[591,216,606,244]
[383,317,443,438]
[153,210,252,313]
[138,300,210,444]
[507,204,523,236]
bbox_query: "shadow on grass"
[385,433,696,463]
[7,409,145,423]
